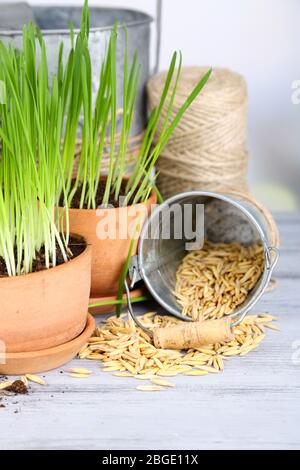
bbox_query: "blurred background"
[1,0,299,211]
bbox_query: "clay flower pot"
[66,191,157,298]
[1,314,95,375]
[0,238,92,354]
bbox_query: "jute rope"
[147,67,249,197]
[147,67,279,294]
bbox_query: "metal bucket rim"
[0,6,153,37]
[137,190,273,319]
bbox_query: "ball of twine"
[147,67,249,198]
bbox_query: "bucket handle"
[230,245,279,326]
[125,244,279,341]
[124,278,154,335]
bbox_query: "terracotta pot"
[0,314,95,375]
[66,191,157,297]
[0,238,92,353]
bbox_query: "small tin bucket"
[128,191,279,325]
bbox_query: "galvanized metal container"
[129,191,279,322]
[0,4,161,136]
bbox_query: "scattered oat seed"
[69,367,92,375]
[136,385,163,392]
[151,378,176,387]
[25,374,46,385]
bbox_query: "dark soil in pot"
[0,235,86,277]
[61,179,141,209]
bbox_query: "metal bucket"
[129,191,279,322]
[0,3,162,136]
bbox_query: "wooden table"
[0,213,299,450]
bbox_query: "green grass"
[0,0,212,280]
[0,24,70,275]
[61,1,212,210]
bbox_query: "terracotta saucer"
[0,314,95,376]
[89,286,147,315]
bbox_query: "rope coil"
[147,67,249,197]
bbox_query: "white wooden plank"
[0,213,299,450]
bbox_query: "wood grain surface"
[0,213,299,450]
